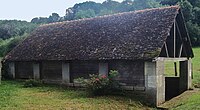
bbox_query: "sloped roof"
[5,6,187,61]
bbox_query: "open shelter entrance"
[158,12,193,101]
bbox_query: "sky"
[0,0,123,22]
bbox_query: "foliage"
[0,34,27,57]
[23,79,43,88]
[0,20,38,57]
[63,0,162,21]
[31,13,62,24]
[74,70,121,96]
[0,20,38,40]
[75,9,96,19]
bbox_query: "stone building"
[2,6,194,106]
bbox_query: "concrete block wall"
[145,61,165,106]
[32,62,70,84]
[8,61,108,84]
[62,62,70,83]
[33,63,40,80]
[8,62,15,79]
[99,62,108,76]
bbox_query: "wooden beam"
[179,43,183,58]
[176,21,184,58]
[154,57,188,62]
[174,21,176,58]
[174,62,178,76]
[164,42,169,57]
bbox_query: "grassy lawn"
[0,80,151,110]
[191,47,200,85]
[159,89,200,110]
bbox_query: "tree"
[193,7,200,25]
[186,21,200,46]
[75,9,96,19]
[48,13,60,23]
[179,0,194,21]
[133,0,162,10]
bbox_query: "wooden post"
[174,22,176,58]
[174,62,178,76]
[179,44,183,58]
[164,42,169,57]
[176,21,183,58]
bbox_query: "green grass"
[159,89,200,110]
[191,47,200,85]
[164,61,180,77]
[172,90,200,110]
[0,80,151,110]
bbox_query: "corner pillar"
[62,62,70,83]
[99,62,108,76]
[145,61,165,106]
[179,59,192,93]
[33,63,40,80]
[9,62,15,79]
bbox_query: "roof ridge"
[39,5,180,28]
[133,5,180,13]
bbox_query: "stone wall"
[70,61,99,83]
[15,62,33,79]
[41,61,62,81]
[109,60,145,89]
[144,61,165,106]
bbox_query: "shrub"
[75,70,121,96]
[23,79,42,88]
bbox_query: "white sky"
[0,0,123,22]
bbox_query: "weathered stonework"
[33,63,40,80]
[8,62,15,79]
[99,62,108,76]
[145,61,165,106]
[62,62,70,83]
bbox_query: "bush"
[75,70,122,96]
[23,79,42,88]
